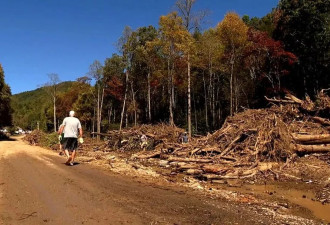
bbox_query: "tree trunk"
[171,61,176,109]
[120,71,129,131]
[96,86,104,142]
[147,70,151,122]
[100,87,105,126]
[131,81,137,126]
[92,106,95,138]
[187,54,191,137]
[230,54,234,116]
[168,57,174,125]
[108,103,112,125]
[125,112,128,128]
[53,95,57,132]
[193,92,198,133]
[203,72,209,130]
[96,85,100,141]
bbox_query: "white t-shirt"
[62,117,82,138]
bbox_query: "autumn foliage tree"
[157,12,190,125]
[217,12,249,116]
[195,29,224,130]
[244,28,297,100]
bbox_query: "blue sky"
[0,0,279,94]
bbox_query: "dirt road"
[0,137,319,225]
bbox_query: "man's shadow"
[64,162,80,166]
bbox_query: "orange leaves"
[107,76,124,101]
[159,12,193,56]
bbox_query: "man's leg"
[64,149,70,158]
[65,149,72,164]
[70,150,76,165]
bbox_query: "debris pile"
[23,130,45,145]
[93,123,185,152]
[129,93,330,183]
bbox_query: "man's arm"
[58,125,64,134]
[79,127,83,137]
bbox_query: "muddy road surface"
[0,137,321,224]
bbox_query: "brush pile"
[93,123,185,153]
[23,130,45,145]
[128,91,330,181]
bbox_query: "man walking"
[58,110,83,166]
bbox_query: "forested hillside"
[11,81,77,131]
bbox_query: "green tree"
[242,11,276,36]
[273,0,330,97]
[0,64,12,127]
[128,26,159,123]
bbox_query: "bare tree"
[176,0,209,32]
[117,26,133,131]
[43,73,60,132]
[89,60,103,141]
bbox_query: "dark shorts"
[63,138,78,151]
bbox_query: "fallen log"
[291,144,330,153]
[167,157,213,163]
[265,96,298,104]
[202,165,229,174]
[189,148,201,155]
[201,169,257,180]
[218,135,241,157]
[292,133,330,144]
[177,164,201,171]
[185,169,203,175]
[285,94,304,104]
[208,125,232,140]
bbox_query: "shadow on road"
[0,137,16,141]
[63,162,80,166]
